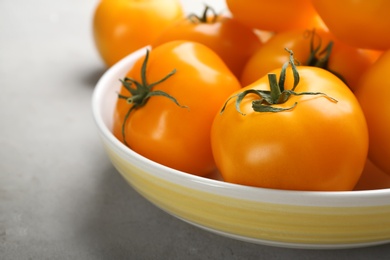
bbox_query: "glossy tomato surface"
[152,7,262,78]
[113,41,242,176]
[212,65,368,191]
[93,0,184,67]
[311,0,390,50]
[355,50,390,175]
[226,0,319,32]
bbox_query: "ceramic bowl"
[92,46,390,249]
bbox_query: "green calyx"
[220,48,337,116]
[305,28,333,68]
[187,5,218,23]
[305,29,347,84]
[118,49,187,146]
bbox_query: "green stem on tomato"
[187,5,218,23]
[305,29,347,85]
[117,49,188,146]
[220,48,337,115]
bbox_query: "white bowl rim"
[92,45,390,208]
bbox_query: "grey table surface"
[1,0,390,259]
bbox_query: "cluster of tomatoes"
[93,0,390,191]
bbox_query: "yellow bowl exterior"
[102,139,390,249]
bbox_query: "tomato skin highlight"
[211,66,368,191]
[355,50,390,176]
[93,0,184,67]
[152,11,262,79]
[113,41,242,177]
[311,0,390,50]
[226,0,319,32]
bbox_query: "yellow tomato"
[113,41,242,176]
[311,0,390,50]
[93,0,184,67]
[355,50,390,175]
[152,6,262,79]
[212,54,368,191]
[226,0,319,32]
[241,28,376,91]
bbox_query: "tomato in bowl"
[92,46,390,249]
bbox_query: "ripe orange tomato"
[152,6,262,79]
[113,41,242,176]
[211,53,368,191]
[93,0,184,67]
[311,0,390,50]
[355,50,390,175]
[240,28,375,91]
[226,0,319,32]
